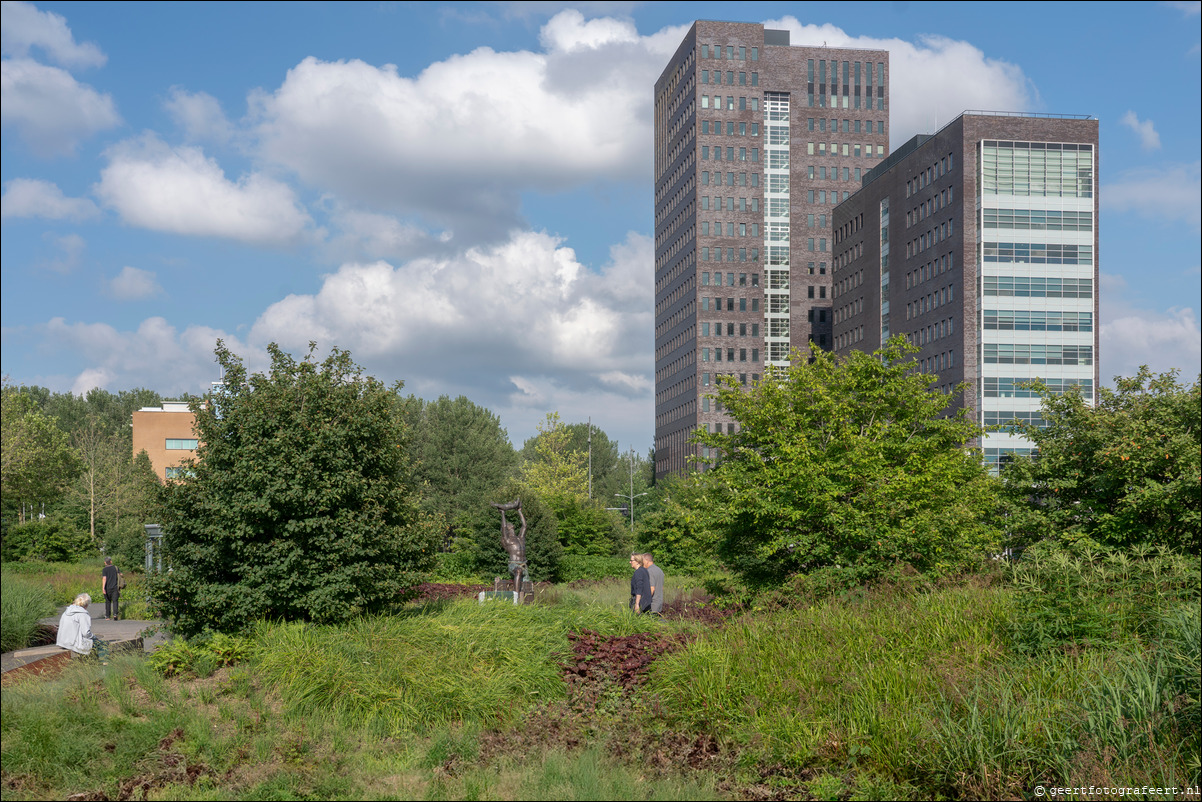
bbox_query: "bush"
[0,574,56,652]
[558,554,631,582]
[147,631,252,677]
[2,518,91,563]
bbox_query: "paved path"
[1,605,168,675]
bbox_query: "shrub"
[558,554,631,582]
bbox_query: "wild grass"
[0,573,57,651]
[253,597,660,736]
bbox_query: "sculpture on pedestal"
[490,499,527,595]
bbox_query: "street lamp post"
[614,447,648,532]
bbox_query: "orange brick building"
[131,401,198,480]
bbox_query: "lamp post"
[614,447,648,532]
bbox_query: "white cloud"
[1165,1,1201,15]
[762,18,1033,145]
[164,87,234,144]
[1100,274,1202,384]
[43,316,254,397]
[1120,110,1161,150]
[1,178,99,220]
[0,57,121,156]
[1104,161,1202,231]
[251,11,686,243]
[106,266,163,301]
[0,1,106,68]
[321,202,451,263]
[94,135,317,246]
[40,231,85,273]
[250,228,653,423]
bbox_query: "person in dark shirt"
[100,557,120,620]
[629,553,651,613]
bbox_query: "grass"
[2,556,1197,800]
[0,559,154,623]
[0,574,57,652]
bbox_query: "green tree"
[520,412,589,508]
[153,342,441,635]
[1,390,81,524]
[406,395,518,542]
[1000,367,1201,553]
[694,338,1001,588]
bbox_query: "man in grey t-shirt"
[642,553,665,615]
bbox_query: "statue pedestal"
[478,590,524,605]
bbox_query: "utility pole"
[614,447,647,533]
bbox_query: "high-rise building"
[653,21,890,477]
[831,112,1100,469]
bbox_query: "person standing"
[643,553,665,615]
[101,557,120,620]
[629,553,651,614]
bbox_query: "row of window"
[806,142,885,158]
[907,187,954,228]
[700,196,759,212]
[983,377,1093,400]
[983,208,1093,232]
[701,120,760,137]
[807,189,852,205]
[808,118,882,134]
[700,170,758,188]
[909,317,955,347]
[981,141,1094,199]
[983,310,1093,332]
[701,296,761,312]
[906,284,954,319]
[701,247,760,262]
[700,372,760,390]
[701,70,759,87]
[702,347,761,363]
[701,221,760,238]
[700,145,760,162]
[702,321,761,337]
[165,438,198,450]
[984,410,1046,429]
[983,344,1093,365]
[807,165,865,183]
[808,93,884,110]
[907,219,954,258]
[699,44,758,61]
[701,271,759,287]
[983,447,1035,474]
[907,253,953,289]
[983,242,1093,265]
[919,350,954,374]
[906,153,955,197]
[701,95,760,111]
[983,276,1093,298]
[835,324,865,351]
[836,296,863,325]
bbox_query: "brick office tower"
[653,20,889,478]
[831,111,1100,471]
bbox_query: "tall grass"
[253,598,658,735]
[0,574,57,651]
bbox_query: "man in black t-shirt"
[629,554,651,613]
[101,557,120,620]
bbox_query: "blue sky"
[3,1,1199,453]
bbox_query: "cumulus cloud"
[0,1,106,68]
[1,57,121,156]
[1120,110,1161,150]
[1100,275,1201,383]
[250,228,653,434]
[1104,161,1202,231]
[1,178,99,220]
[94,135,318,246]
[250,11,686,244]
[320,202,452,263]
[43,316,255,397]
[106,266,163,300]
[164,87,234,144]
[763,17,1033,145]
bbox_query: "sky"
[2,1,1200,454]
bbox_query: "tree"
[520,412,589,509]
[1000,367,1201,553]
[694,338,1001,587]
[153,342,441,635]
[406,395,518,540]
[1,390,81,524]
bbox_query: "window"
[165,438,198,450]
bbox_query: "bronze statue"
[491,499,527,596]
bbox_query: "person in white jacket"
[56,593,95,655]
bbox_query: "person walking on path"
[629,553,651,614]
[101,557,120,620]
[56,594,95,655]
[643,553,665,616]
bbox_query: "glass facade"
[978,139,1096,461]
[763,91,791,366]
